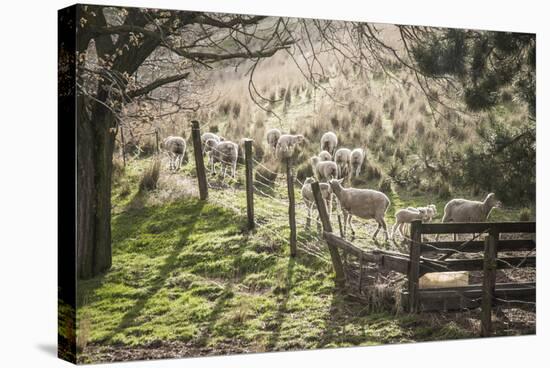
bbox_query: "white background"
[0,0,547,366]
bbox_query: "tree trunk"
[76,94,115,279]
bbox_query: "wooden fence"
[310,181,536,337]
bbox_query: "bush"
[139,158,161,192]
[378,176,394,194]
[365,162,382,180]
[519,208,531,221]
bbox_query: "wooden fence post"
[408,220,422,313]
[481,229,498,337]
[244,139,255,231]
[312,181,345,287]
[120,126,126,168]
[285,158,297,257]
[191,120,208,200]
[155,129,160,154]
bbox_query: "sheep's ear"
[337,178,344,184]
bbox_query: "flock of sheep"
[161,127,502,243]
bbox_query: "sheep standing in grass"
[329,178,391,241]
[334,148,352,179]
[392,208,429,240]
[266,128,282,152]
[201,132,221,153]
[206,139,239,179]
[350,148,366,177]
[275,134,306,160]
[311,156,338,182]
[442,194,501,223]
[301,177,333,228]
[320,131,338,156]
[163,136,186,171]
[318,150,332,162]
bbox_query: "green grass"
[77,157,531,363]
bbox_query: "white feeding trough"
[419,271,469,289]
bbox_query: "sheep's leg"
[373,222,381,240]
[391,222,398,240]
[348,214,356,237]
[232,161,237,179]
[381,219,389,242]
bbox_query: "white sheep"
[408,204,437,221]
[334,148,352,179]
[442,194,501,223]
[392,207,429,240]
[329,178,391,241]
[275,134,305,160]
[201,132,221,154]
[318,150,332,162]
[350,148,366,177]
[163,136,186,171]
[311,156,338,182]
[266,128,282,152]
[301,177,333,228]
[320,131,338,156]
[207,140,239,179]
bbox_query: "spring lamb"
[334,148,352,179]
[392,207,429,239]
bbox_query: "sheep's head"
[485,193,502,208]
[310,156,320,166]
[304,177,316,185]
[328,178,344,191]
[427,204,437,216]
[419,208,429,221]
[294,134,306,145]
[204,138,218,153]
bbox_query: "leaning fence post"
[481,228,498,337]
[408,220,422,313]
[312,181,345,287]
[191,120,208,200]
[285,158,297,257]
[244,139,255,231]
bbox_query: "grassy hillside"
[76,157,533,363]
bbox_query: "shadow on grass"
[266,257,295,350]
[98,201,207,343]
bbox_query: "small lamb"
[301,177,333,228]
[266,128,282,152]
[392,207,429,239]
[275,134,306,160]
[311,156,338,182]
[334,148,352,179]
[408,204,437,221]
[318,150,332,162]
[442,194,501,222]
[320,131,338,156]
[163,136,186,171]
[329,178,391,241]
[350,148,366,177]
[207,140,239,179]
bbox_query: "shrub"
[139,158,161,192]
[519,208,531,221]
[378,176,393,193]
[366,162,382,180]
